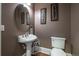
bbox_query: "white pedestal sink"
[18,34,37,56]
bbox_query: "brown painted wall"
[1,3,34,56]
[71,4,79,55]
[34,3,71,48]
[1,3,72,55]
[1,3,26,56]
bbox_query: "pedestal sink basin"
[18,34,37,56]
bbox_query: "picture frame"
[51,3,59,21]
[40,8,47,24]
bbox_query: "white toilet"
[51,37,66,56]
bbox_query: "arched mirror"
[14,4,30,33]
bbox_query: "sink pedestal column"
[25,42,32,56]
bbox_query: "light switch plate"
[1,25,5,31]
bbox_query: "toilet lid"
[51,48,66,56]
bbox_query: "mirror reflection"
[14,4,30,32]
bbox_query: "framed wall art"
[51,3,59,21]
[40,8,47,24]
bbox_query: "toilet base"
[51,48,66,56]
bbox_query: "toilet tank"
[51,37,66,49]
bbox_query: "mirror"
[14,4,30,33]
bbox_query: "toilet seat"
[51,48,66,56]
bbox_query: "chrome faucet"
[25,32,29,37]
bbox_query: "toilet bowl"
[51,48,66,56]
[51,37,66,56]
